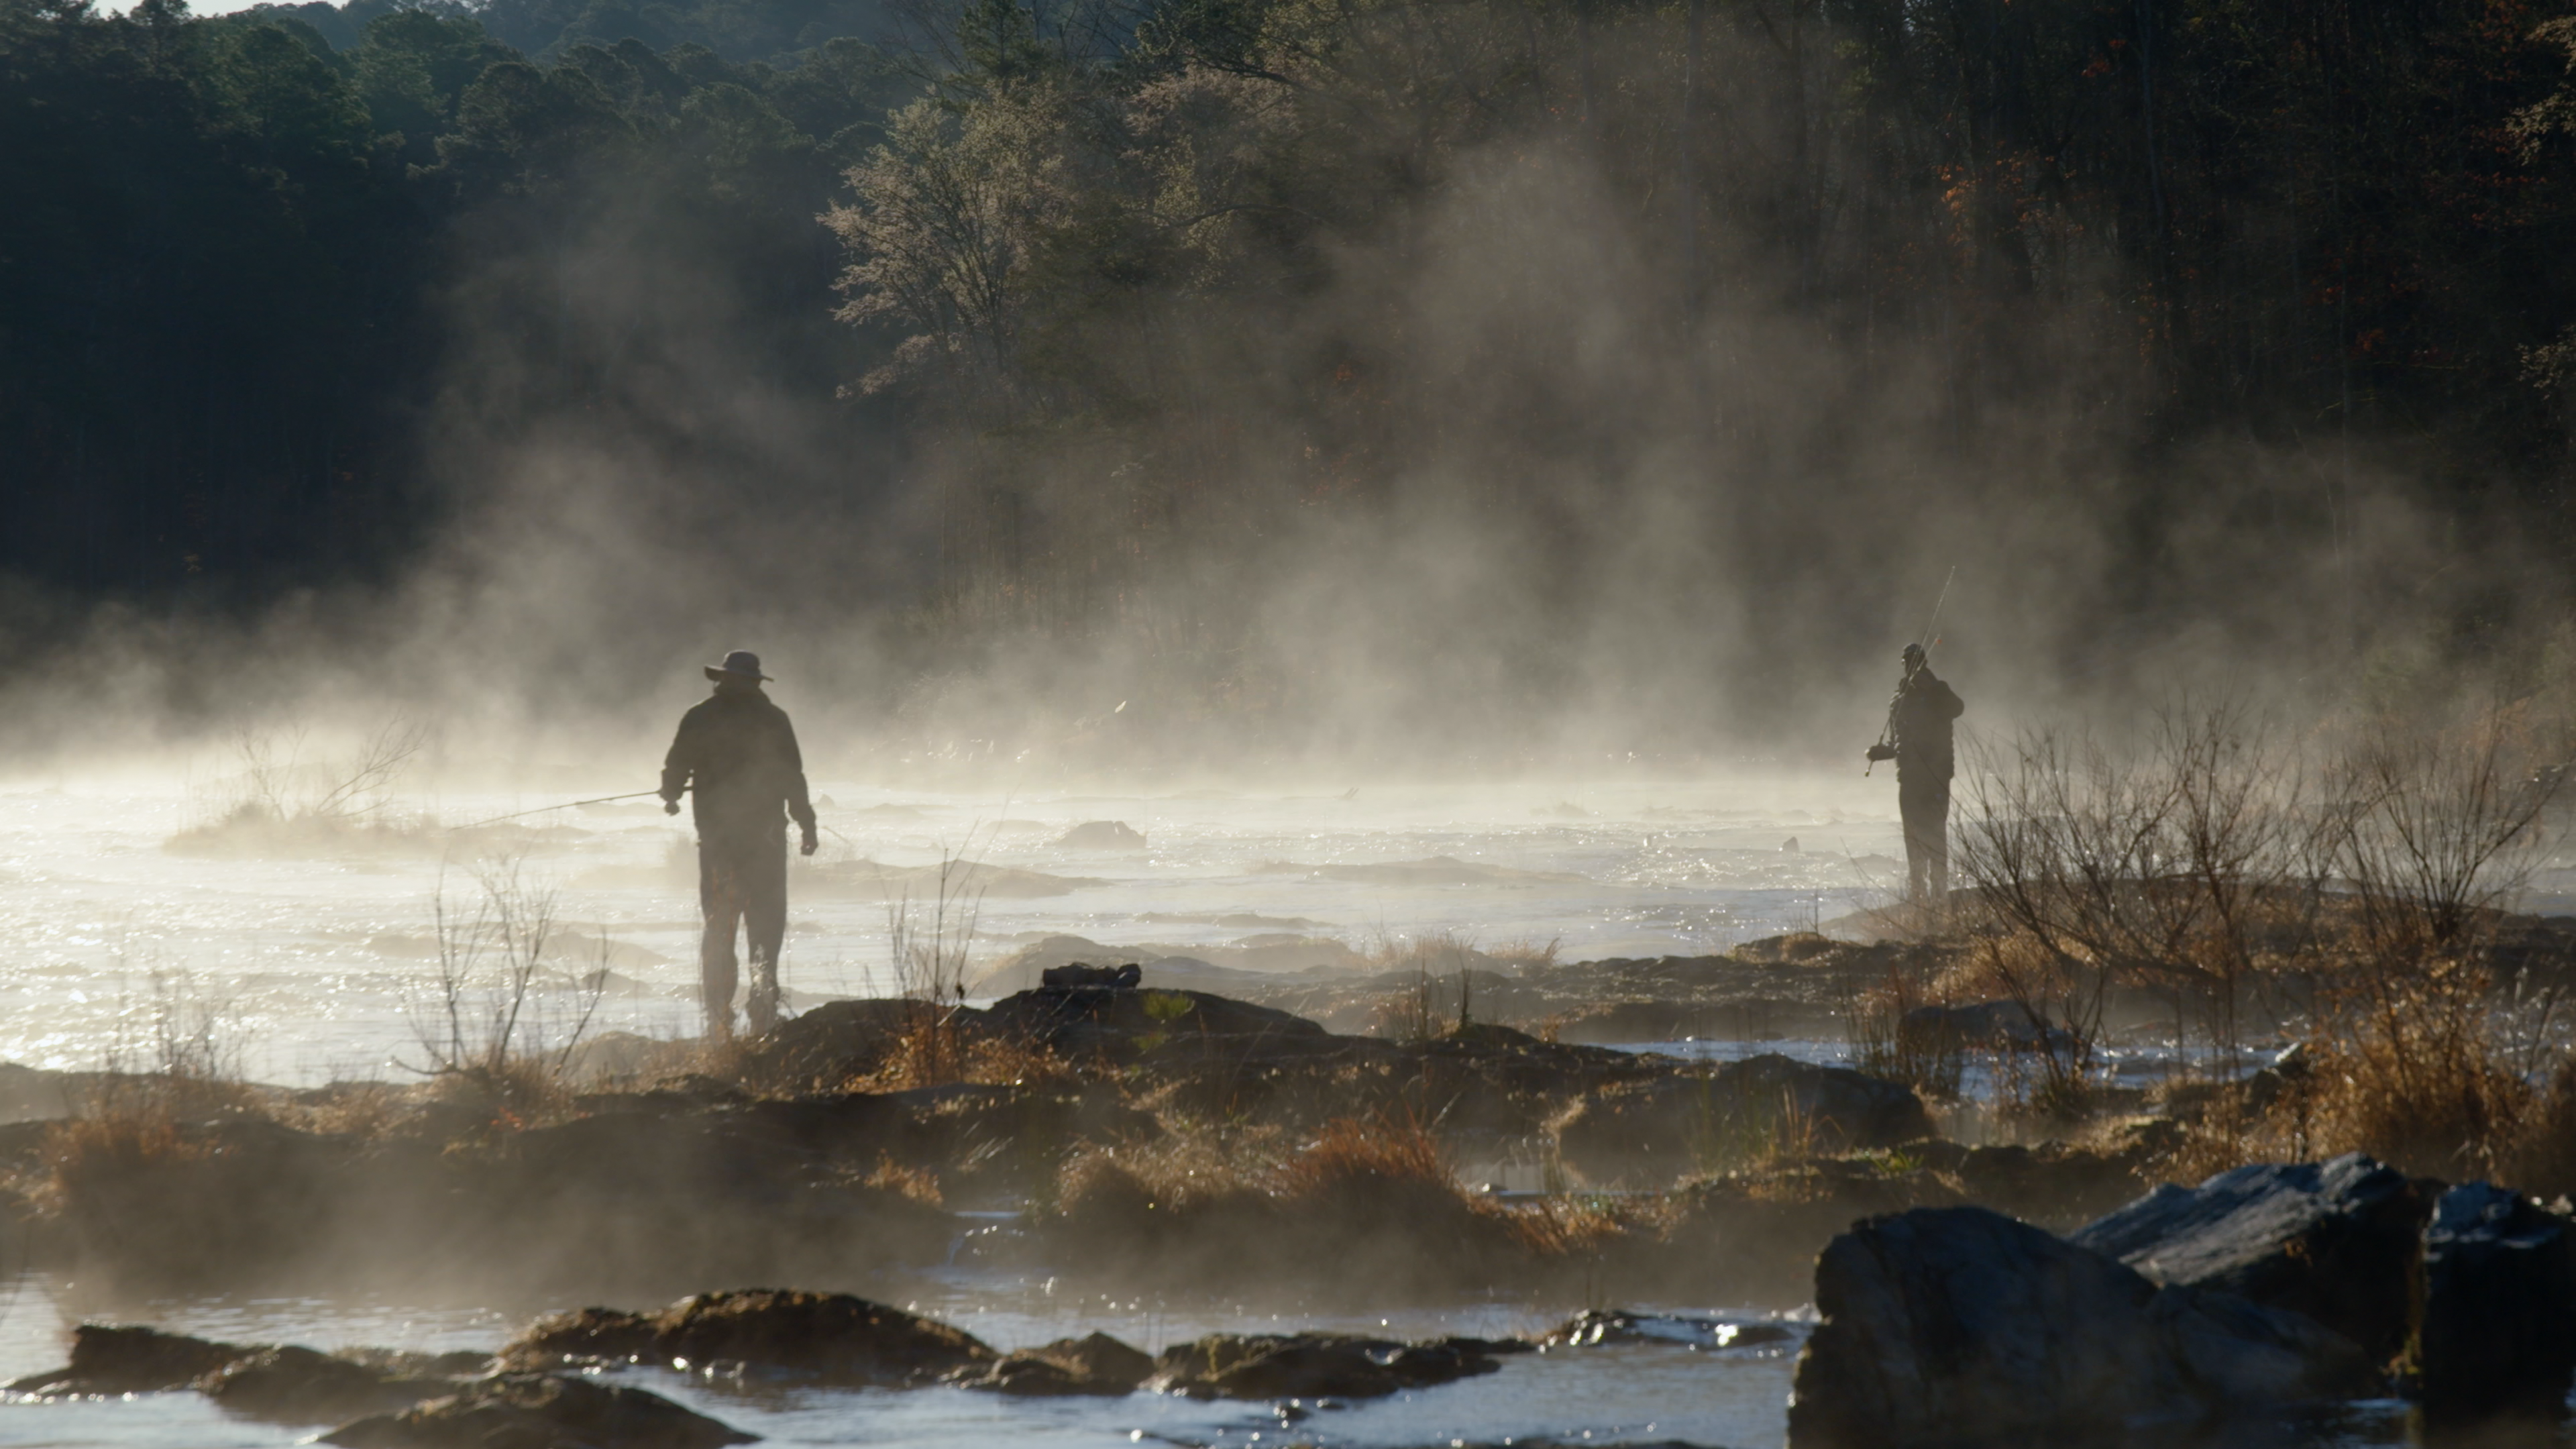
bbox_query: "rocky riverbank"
[0,946,2168,1307]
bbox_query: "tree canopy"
[5,0,2575,731]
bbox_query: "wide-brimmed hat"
[705,649,773,683]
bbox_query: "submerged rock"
[1898,1000,2073,1052]
[500,1289,994,1386]
[1149,1332,1517,1399]
[2068,1152,2430,1358]
[199,1346,457,1423]
[1554,1053,1931,1184]
[321,1372,754,1449]
[5,1324,487,1424]
[957,1332,1156,1396]
[1539,1309,1794,1350]
[1787,1205,2371,1449]
[1057,820,1146,849]
[7,1324,243,1395]
[2417,1182,2576,1425]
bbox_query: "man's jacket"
[661,684,818,843]
[1892,672,1966,782]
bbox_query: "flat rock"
[2418,1182,2576,1424]
[321,1372,754,1448]
[1899,1000,2072,1051]
[199,1346,456,1423]
[7,1326,485,1424]
[2068,1152,2430,1357]
[9,1325,246,1395]
[1149,1332,1510,1399]
[956,1332,1155,1395]
[1786,1205,2371,1449]
[500,1289,994,1386]
[1057,820,1146,849]
[1041,962,1142,989]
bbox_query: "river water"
[0,768,2557,1445]
[0,770,1926,1085]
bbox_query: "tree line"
[5,0,2575,722]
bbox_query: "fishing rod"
[1866,565,1957,777]
[448,788,678,833]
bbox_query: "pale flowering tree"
[826,91,1075,417]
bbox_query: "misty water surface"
[0,770,1922,1085]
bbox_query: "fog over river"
[0,770,1927,1086]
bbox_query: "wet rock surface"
[1057,820,1146,849]
[2069,1152,2431,1358]
[1788,1205,2371,1449]
[955,1332,1157,1396]
[199,1345,462,1423]
[984,984,1332,1059]
[2417,1182,2576,1424]
[1898,1000,2073,1051]
[1539,1309,1795,1350]
[320,1372,755,1449]
[6,1324,490,1424]
[1148,1332,1522,1399]
[7,1324,246,1395]
[501,1289,996,1385]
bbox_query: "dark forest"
[7,0,2576,746]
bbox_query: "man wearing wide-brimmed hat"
[660,650,819,1036]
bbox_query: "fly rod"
[1866,565,1957,777]
[448,788,679,833]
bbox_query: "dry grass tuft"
[1496,1193,1638,1256]
[278,1081,417,1139]
[2504,1055,2576,1201]
[431,1053,580,1132]
[1847,962,1966,1100]
[2298,972,2532,1180]
[1485,935,1564,971]
[847,1025,1077,1092]
[863,1151,945,1206]
[1279,1112,1453,1199]
[30,1107,205,1215]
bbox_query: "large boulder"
[983,985,1330,1059]
[1148,1333,1517,1399]
[1786,1205,2371,1449]
[2068,1152,2431,1358]
[321,1373,753,1448]
[2416,1182,2576,1425]
[1041,962,1142,989]
[500,1289,994,1386]
[1554,1053,1931,1183]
